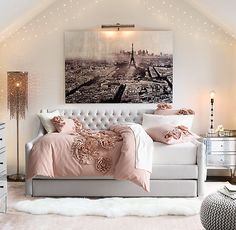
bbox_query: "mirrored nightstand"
[202,135,236,178]
[0,123,7,213]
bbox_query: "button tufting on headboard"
[45,108,154,130]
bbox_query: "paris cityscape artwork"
[65,31,173,103]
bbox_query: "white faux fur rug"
[14,197,201,217]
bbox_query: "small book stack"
[219,182,236,200]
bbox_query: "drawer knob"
[0,162,3,165]
[0,138,2,141]
[0,186,4,188]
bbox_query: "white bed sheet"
[152,141,197,165]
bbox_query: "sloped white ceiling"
[187,0,236,37]
[0,0,56,41]
[1,0,236,42]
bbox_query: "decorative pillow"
[146,124,198,144]
[51,116,83,134]
[154,109,179,115]
[142,113,194,130]
[37,110,60,133]
[156,102,173,110]
[154,102,195,115]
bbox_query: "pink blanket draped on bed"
[27,125,150,191]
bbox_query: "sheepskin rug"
[14,197,201,217]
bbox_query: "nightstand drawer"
[0,194,7,213]
[0,180,7,198]
[0,152,6,174]
[207,151,235,155]
[207,154,236,166]
[0,127,5,150]
[206,140,236,152]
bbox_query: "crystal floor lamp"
[7,71,28,182]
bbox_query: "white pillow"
[142,114,194,130]
[38,110,60,133]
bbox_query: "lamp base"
[207,128,217,137]
[7,174,25,182]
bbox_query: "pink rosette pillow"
[146,124,198,145]
[154,102,195,115]
[51,116,83,134]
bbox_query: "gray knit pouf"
[200,192,236,230]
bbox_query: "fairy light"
[0,0,236,49]
[144,0,236,46]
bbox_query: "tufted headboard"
[40,108,154,131]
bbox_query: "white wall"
[0,0,235,174]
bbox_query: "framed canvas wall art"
[65,31,173,103]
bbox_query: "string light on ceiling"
[143,0,236,46]
[0,0,92,47]
[0,0,235,49]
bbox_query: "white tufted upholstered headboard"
[41,108,154,131]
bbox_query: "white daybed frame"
[25,108,206,197]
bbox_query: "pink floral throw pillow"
[146,124,198,145]
[51,116,83,134]
[154,102,195,115]
[157,102,173,110]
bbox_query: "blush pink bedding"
[27,125,150,192]
[146,124,198,145]
[154,102,195,115]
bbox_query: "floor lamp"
[7,71,28,182]
[208,90,215,136]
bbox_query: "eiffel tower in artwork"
[129,43,137,68]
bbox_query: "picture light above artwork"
[101,23,135,31]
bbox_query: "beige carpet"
[0,182,226,230]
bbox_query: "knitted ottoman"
[200,192,236,230]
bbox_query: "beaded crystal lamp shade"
[7,71,28,182]
[7,71,28,119]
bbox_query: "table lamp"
[208,90,215,135]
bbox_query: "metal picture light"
[101,23,135,31]
[7,71,28,182]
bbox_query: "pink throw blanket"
[27,125,150,191]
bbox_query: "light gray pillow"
[142,114,194,130]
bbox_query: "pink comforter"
[27,125,150,191]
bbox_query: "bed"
[25,108,206,197]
